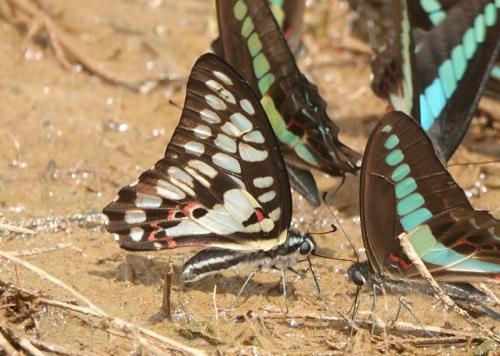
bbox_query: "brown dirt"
[0,0,498,354]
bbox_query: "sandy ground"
[0,0,499,354]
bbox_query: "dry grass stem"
[398,232,500,344]
[0,251,207,355]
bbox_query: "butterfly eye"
[299,241,311,255]
[349,268,366,287]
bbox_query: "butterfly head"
[287,229,316,261]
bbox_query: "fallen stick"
[398,232,500,344]
[0,251,207,355]
[162,259,174,319]
[0,329,20,356]
[9,243,73,257]
[254,310,483,340]
[0,222,35,235]
[0,321,45,356]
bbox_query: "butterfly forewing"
[104,54,291,252]
[361,111,500,283]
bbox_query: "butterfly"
[360,110,500,284]
[103,53,317,294]
[372,0,500,161]
[214,0,361,206]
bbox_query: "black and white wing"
[103,54,292,252]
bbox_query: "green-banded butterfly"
[372,0,500,161]
[215,0,361,206]
[103,53,317,285]
[360,111,500,283]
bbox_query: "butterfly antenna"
[307,256,321,295]
[321,189,360,265]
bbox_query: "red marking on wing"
[164,237,177,248]
[389,252,412,270]
[183,202,199,216]
[386,104,394,113]
[147,224,159,241]
[283,27,293,40]
[255,208,265,222]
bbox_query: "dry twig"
[0,250,207,355]
[162,258,174,319]
[0,222,35,235]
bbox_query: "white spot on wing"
[112,233,120,241]
[200,109,220,124]
[221,122,242,137]
[240,99,255,115]
[253,176,273,189]
[269,207,281,222]
[243,130,265,144]
[136,193,162,208]
[168,167,193,187]
[129,227,144,241]
[193,125,211,139]
[125,210,146,224]
[205,94,226,110]
[230,113,252,133]
[223,189,257,223]
[239,142,268,162]
[188,160,218,178]
[258,190,276,203]
[213,70,233,85]
[230,175,245,188]
[156,179,186,200]
[185,167,211,188]
[212,152,241,173]
[185,141,205,156]
[205,79,223,91]
[214,133,237,153]
[206,80,236,104]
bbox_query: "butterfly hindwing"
[361,111,500,283]
[104,54,292,252]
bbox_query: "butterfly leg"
[307,257,321,297]
[231,269,258,308]
[392,296,432,337]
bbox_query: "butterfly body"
[180,230,315,283]
[103,53,318,287]
[216,0,360,206]
[360,111,500,283]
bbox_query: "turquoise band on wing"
[420,2,499,130]
[409,225,500,273]
[420,0,447,25]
